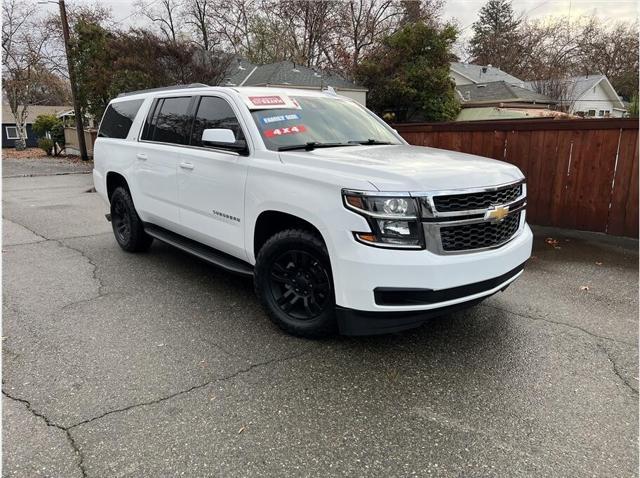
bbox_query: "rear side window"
[191,96,245,147]
[98,99,144,139]
[143,97,192,145]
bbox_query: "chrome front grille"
[439,212,522,252]
[433,184,523,212]
[416,180,527,254]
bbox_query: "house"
[450,62,525,87]
[455,81,558,121]
[2,104,71,148]
[222,59,368,106]
[524,75,627,118]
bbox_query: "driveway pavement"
[2,169,638,477]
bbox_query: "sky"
[39,0,639,44]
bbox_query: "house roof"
[223,59,365,91]
[223,57,259,86]
[2,104,72,124]
[523,75,626,109]
[456,81,555,105]
[451,62,524,85]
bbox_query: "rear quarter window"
[98,99,144,139]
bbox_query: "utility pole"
[58,0,89,161]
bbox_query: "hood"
[279,144,524,192]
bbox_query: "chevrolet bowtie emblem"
[485,205,509,221]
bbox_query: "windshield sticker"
[249,95,286,106]
[261,113,301,124]
[264,125,307,138]
[240,93,302,110]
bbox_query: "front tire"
[110,186,153,252]
[254,229,337,338]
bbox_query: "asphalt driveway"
[2,165,638,477]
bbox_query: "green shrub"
[33,114,65,155]
[37,138,54,156]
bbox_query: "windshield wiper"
[278,142,356,152]
[348,139,393,145]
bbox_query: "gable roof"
[223,57,259,86]
[222,59,365,91]
[451,62,524,85]
[523,75,626,109]
[457,81,555,105]
[2,104,72,124]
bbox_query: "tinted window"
[191,96,245,147]
[98,99,144,139]
[151,97,193,145]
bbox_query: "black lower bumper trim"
[336,296,489,336]
[374,262,525,306]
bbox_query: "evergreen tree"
[468,0,522,72]
[356,21,460,122]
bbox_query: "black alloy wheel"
[254,229,337,338]
[109,186,153,252]
[268,250,331,320]
[111,195,132,244]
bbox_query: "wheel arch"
[106,171,130,203]
[253,210,328,260]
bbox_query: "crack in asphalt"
[2,391,87,478]
[3,347,317,476]
[3,218,108,304]
[65,346,318,429]
[596,343,639,396]
[483,303,639,396]
[481,303,637,347]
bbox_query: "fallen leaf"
[238,426,245,434]
[595,262,603,266]
[545,238,561,248]
[580,286,590,291]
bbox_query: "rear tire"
[110,186,153,252]
[254,229,337,338]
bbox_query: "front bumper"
[335,262,524,335]
[328,222,533,314]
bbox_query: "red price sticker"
[249,95,286,106]
[264,125,307,138]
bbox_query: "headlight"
[342,190,424,249]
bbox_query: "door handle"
[179,162,195,170]
[136,153,147,160]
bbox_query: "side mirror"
[201,128,248,155]
[202,128,236,144]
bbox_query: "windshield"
[250,96,402,151]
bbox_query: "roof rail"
[117,83,209,98]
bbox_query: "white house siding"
[571,81,625,118]
[336,89,367,105]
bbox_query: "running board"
[144,224,254,277]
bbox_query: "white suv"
[93,85,532,337]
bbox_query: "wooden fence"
[394,118,639,238]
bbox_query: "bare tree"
[183,0,219,51]
[134,0,183,43]
[325,0,403,77]
[577,18,639,99]
[2,0,52,149]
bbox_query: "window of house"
[98,99,144,139]
[190,96,245,148]
[5,126,19,139]
[587,110,596,116]
[143,97,193,145]
[598,110,604,117]
[5,126,27,139]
